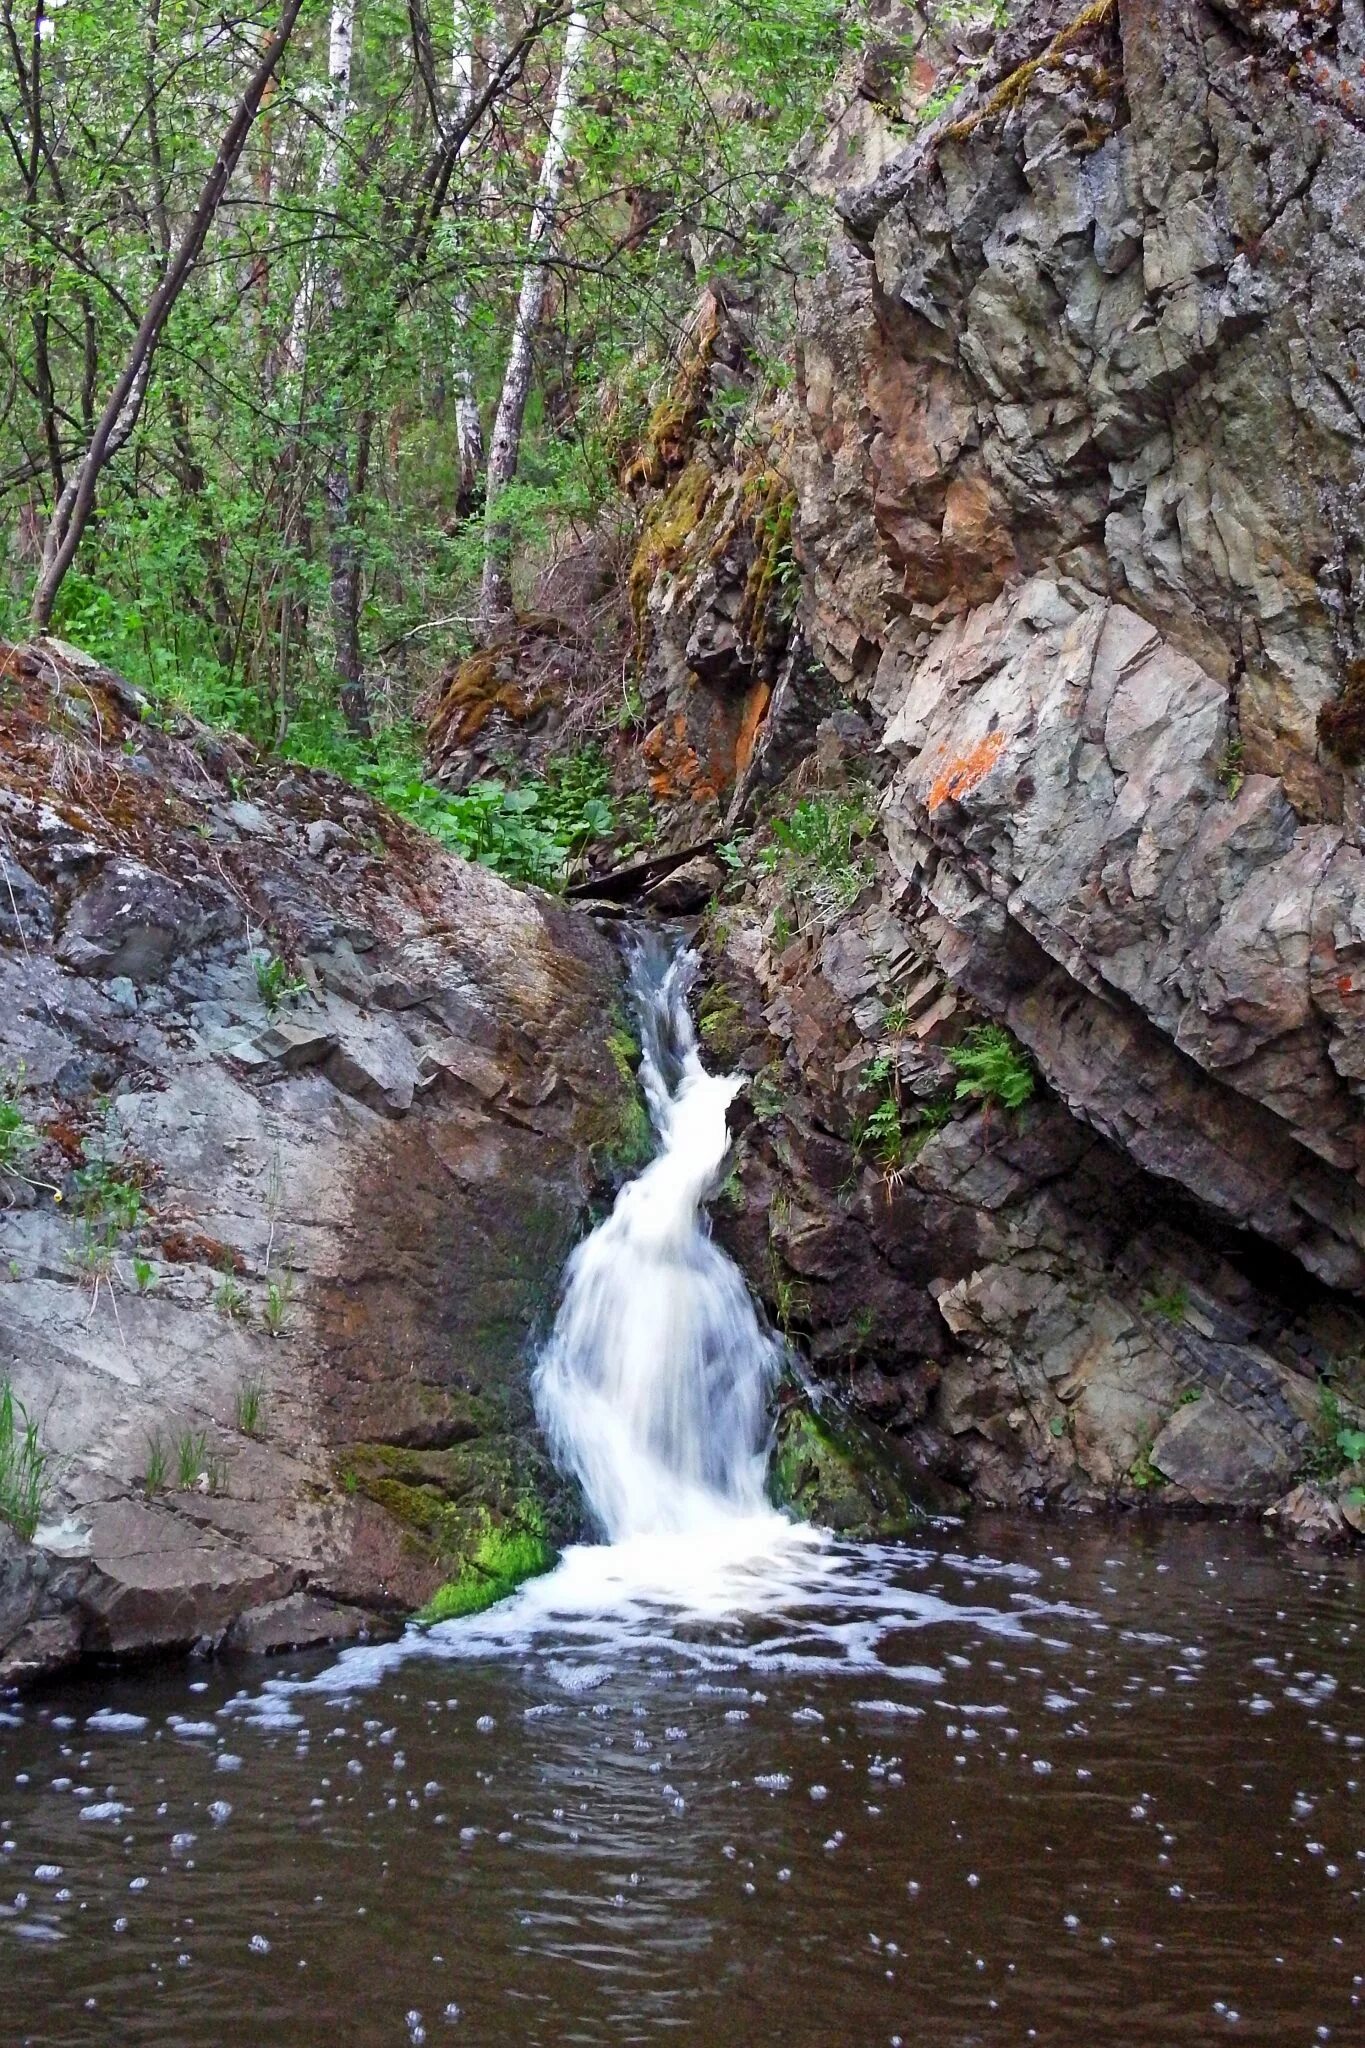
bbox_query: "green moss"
[584,1013,653,1177]
[419,1511,556,1623]
[769,1392,928,1540]
[697,982,746,1063]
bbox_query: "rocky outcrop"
[603,0,1365,1530]
[0,639,640,1683]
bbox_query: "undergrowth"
[282,722,640,889]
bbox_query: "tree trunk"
[477,7,589,638]
[447,0,492,512]
[284,0,356,377]
[29,0,306,632]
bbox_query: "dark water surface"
[1,1516,1361,2048]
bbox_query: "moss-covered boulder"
[769,1388,938,1540]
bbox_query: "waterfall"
[533,932,784,1543]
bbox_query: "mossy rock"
[769,1390,931,1540]
[340,1430,581,1620]
[419,1511,557,1623]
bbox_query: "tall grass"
[0,1380,47,1540]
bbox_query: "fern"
[947,1025,1035,1110]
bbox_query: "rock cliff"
[474,0,1365,1534]
[0,640,640,1684]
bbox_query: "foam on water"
[236,934,1096,1723]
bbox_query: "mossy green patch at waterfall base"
[339,1435,575,1621]
[419,1515,557,1623]
[769,1391,931,1540]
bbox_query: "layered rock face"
[0,641,638,1683]
[615,0,1365,1527]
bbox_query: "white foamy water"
[233,942,1092,1721]
[533,933,784,1544]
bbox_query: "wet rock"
[769,1389,938,1537]
[1149,1396,1297,1509]
[643,854,723,913]
[0,637,636,1685]
[223,1593,387,1657]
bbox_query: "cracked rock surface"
[0,641,635,1685]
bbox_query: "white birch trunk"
[449,0,484,507]
[478,7,589,635]
[284,0,355,378]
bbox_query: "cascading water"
[533,932,783,1544]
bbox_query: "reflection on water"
[1,1516,1362,2047]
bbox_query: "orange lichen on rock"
[733,678,773,782]
[926,730,1005,811]
[642,710,715,805]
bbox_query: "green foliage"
[264,1275,293,1339]
[1129,1432,1168,1492]
[947,1024,1035,1110]
[904,1095,954,1161]
[855,1095,904,1173]
[1218,737,1245,799]
[131,1256,157,1294]
[143,1432,168,1496]
[72,1161,145,1233]
[1142,1280,1190,1325]
[254,950,308,1016]
[174,1428,210,1491]
[0,1380,47,1540]
[291,722,631,888]
[214,1273,251,1322]
[1303,1386,1365,1483]
[770,1261,811,1335]
[757,796,875,912]
[750,1066,785,1123]
[235,1379,265,1437]
[0,0,852,754]
[0,1070,39,1182]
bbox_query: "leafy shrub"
[286,724,635,890]
[947,1024,1035,1110]
[757,795,875,912]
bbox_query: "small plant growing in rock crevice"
[235,1378,266,1436]
[0,1069,44,1197]
[1217,736,1245,799]
[1129,1431,1168,1491]
[0,1379,47,1539]
[1142,1280,1190,1325]
[263,1275,293,1338]
[1302,1386,1365,1484]
[947,1024,1035,1110]
[756,794,876,916]
[213,1264,251,1321]
[143,1432,167,1494]
[253,947,308,1016]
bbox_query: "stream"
[2,941,1362,2044]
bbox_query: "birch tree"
[477,5,589,636]
[28,0,308,631]
[447,0,485,511]
[285,0,356,379]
